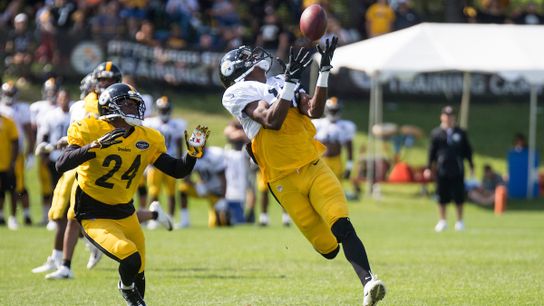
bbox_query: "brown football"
[299,4,327,41]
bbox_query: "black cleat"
[0,217,5,225]
[24,216,32,225]
[118,282,146,306]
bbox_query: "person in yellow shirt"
[0,114,19,226]
[55,83,208,305]
[365,0,395,37]
[220,38,386,306]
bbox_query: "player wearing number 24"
[55,83,209,306]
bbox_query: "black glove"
[95,128,126,149]
[284,47,312,83]
[316,36,338,72]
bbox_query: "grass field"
[1,90,543,305]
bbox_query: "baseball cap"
[14,13,27,23]
[441,105,455,115]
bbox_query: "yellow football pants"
[179,181,219,227]
[48,169,77,220]
[38,157,53,196]
[147,167,176,197]
[267,159,349,254]
[322,155,343,180]
[81,213,145,273]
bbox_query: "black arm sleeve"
[427,131,438,169]
[56,144,96,173]
[153,153,197,179]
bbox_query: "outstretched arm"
[297,37,338,118]
[244,47,314,129]
[153,153,197,179]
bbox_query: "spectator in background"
[4,13,34,80]
[393,0,421,31]
[322,16,360,46]
[512,1,542,25]
[90,1,125,49]
[476,0,508,24]
[210,0,240,27]
[468,164,504,206]
[424,106,474,232]
[49,0,78,67]
[135,20,160,47]
[165,0,200,40]
[365,0,395,38]
[35,3,57,69]
[512,132,528,151]
[165,23,187,49]
[256,11,289,71]
[120,0,149,37]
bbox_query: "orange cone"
[494,185,507,215]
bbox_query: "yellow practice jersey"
[0,115,19,171]
[67,116,166,204]
[252,108,326,183]
[83,92,99,116]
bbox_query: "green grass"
[1,90,543,305]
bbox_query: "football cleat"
[87,244,103,270]
[24,216,32,225]
[45,265,74,280]
[149,201,173,231]
[7,216,18,230]
[363,275,386,306]
[455,220,465,231]
[282,213,291,227]
[434,220,447,232]
[258,213,269,227]
[32,256,59,273]
[118,281,146,306]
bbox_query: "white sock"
[181,209,189,223]
[52,249,63,261]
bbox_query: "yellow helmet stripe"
[105,61,112,72]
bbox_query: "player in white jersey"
[143,96,186,228]
[312,97,356,183]
[223,121,249,225]
[30,77,60,226]
[179,146,228,227]
[0,81,34,228]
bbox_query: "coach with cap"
[424,105,474,232]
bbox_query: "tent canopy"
[330,23,544,84]
[327,23,544,199]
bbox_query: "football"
[300,4,328,41]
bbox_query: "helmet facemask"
[99,88,146,126]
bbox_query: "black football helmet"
[92,61,123,94]
[155,96,172,122]
[42,77,60,101]
[1,81,18,105]
[325,97,342,121]
[219,46,273,88]
[98,83,146,126]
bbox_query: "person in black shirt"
[424,106,474,232]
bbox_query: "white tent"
[328,23,544,198]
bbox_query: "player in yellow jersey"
[220,38,386,306]
[0,114,19,226]
[55,83,208,305]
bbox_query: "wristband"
[280,81,297,101]
[316,71,329,87]
[346,160,353,171]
